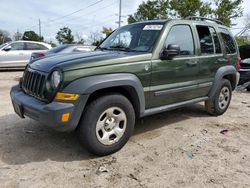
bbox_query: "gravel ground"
[0,71,249,188]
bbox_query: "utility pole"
[118,0,122,28]
[39,19,41,37]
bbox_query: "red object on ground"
[220,129,229,135]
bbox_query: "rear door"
[150,24,200,108]
[195,25,225,96]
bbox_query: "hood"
[29,50,145,72]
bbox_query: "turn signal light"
[61,113,70,122]
[55,92,80,101]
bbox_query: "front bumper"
[10,85,88,132]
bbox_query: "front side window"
[10,42,25,51]
[99,23,164,52]
[219,28,236,54]
[165,25,194,56]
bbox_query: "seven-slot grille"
[22,68,46,99]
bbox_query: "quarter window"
[165,25,194,56]
[219,28,236,54]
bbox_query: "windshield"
[99,23,164,52]
[0,42,9,49]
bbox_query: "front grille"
[22,68,46,100]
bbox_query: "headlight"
[50,70,62,89]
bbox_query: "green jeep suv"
[10,17,240,155]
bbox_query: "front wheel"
[78,94,135,156]
[205,79,232,116]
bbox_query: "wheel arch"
[63,73,145,118]
[208,65,237,99]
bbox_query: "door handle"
[186,61,198,67]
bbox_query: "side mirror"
[3,46,11,51]
[160,44,180,60]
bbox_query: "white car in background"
[0,40,51,69]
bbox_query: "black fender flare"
[63,73,146,116]
[208,65,237,99]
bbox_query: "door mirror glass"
[160,44,180,60]
[3,45,11,51]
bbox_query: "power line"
[47,0,117,28]
[23,0,105,31]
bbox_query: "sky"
[0,0,249,44]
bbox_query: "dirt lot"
[0,71,249,188]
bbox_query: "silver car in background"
[0,40,51,69]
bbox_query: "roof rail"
[185,16,223,25]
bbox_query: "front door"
[149,24,200,108]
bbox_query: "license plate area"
[12,100,24,118]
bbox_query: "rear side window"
[209,27,221,54]
[196,26,214,54]
[219,28,236,54]
[25,43,48,50]
[165,25,194,56]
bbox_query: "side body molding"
[208,65,237,99]
[63,73,146,116]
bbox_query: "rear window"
[219,28,236,54]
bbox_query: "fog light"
[61,113,70,122]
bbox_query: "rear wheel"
[205,79,232,116]
[78,94,135,156]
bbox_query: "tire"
[77,94,135,156]
[205,79,232,116]
[247,85,250,91]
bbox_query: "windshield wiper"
[109,45,131,51]
[96,46,109,51]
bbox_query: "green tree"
[213,0,243,26]
[102,27,113,38]
[22,31,43,41]
[49,41,57,48]
[56,27,74,44]
[235,36,250,46]
[128,0,170,24]
[170,0,212,18]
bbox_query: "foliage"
[212,0,243,26]
[0,29,11,44]
[49,41,57,48]
[170,0,212,18]
[128,0,169,24]
[90,27,113,46]
[22,31,43,41]
[56,27,74,44]
[235,36,250,46]
[128,0,243,27]
[75,33,85,44]
[102,27,113,38]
